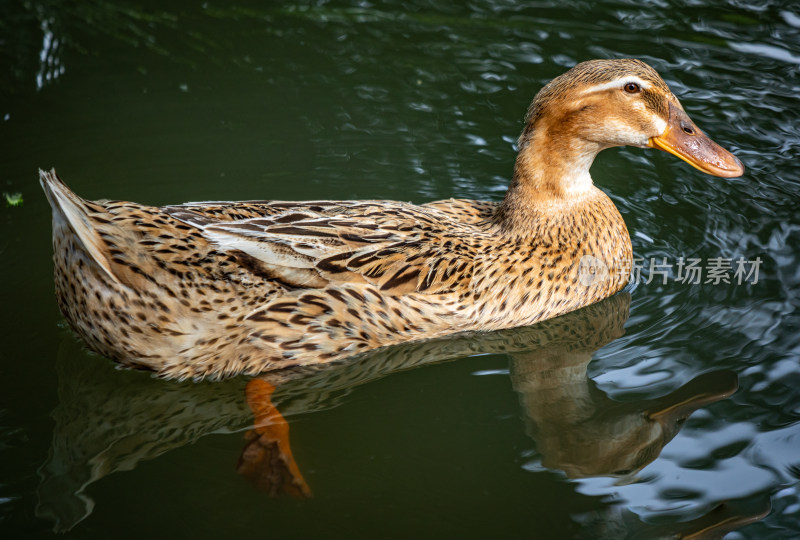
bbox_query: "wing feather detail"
[165,200,489,295]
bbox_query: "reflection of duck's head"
[504,289,740,481]
[511,304,739,480]
[547,370,737,480]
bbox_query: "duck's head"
[514,59,744,198]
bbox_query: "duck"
[41,58,744,380]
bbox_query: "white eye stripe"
[580,76,652,94]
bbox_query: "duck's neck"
[498,125,604,230]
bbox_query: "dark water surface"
[2,1,800,538]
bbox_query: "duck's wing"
[164,198,498,224]
[422,198,498,225]
[163,200,348,223]
[165,200,482,295]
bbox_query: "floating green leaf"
[4,192,23,207]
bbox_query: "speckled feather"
[43,174,630,380]
[41,59,694,380]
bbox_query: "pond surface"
[2,1,800,538]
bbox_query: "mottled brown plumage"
[41,58,743,379]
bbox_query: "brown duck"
[41,58,744,380]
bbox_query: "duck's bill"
[648,102,744,178]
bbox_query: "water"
[2,1,799,538]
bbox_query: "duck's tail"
[39,169,121,285]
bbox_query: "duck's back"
[40,170,505,379]
[41,169,630,380]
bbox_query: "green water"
[2,1,800,538]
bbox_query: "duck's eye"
[624,82,641,94]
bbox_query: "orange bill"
[648,102,744,178]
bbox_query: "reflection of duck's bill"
[646,370,738,424]
[679,496,771,540]
[648,102,745,178]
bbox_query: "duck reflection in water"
[235,292,737,493]
[39,293,748,535]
